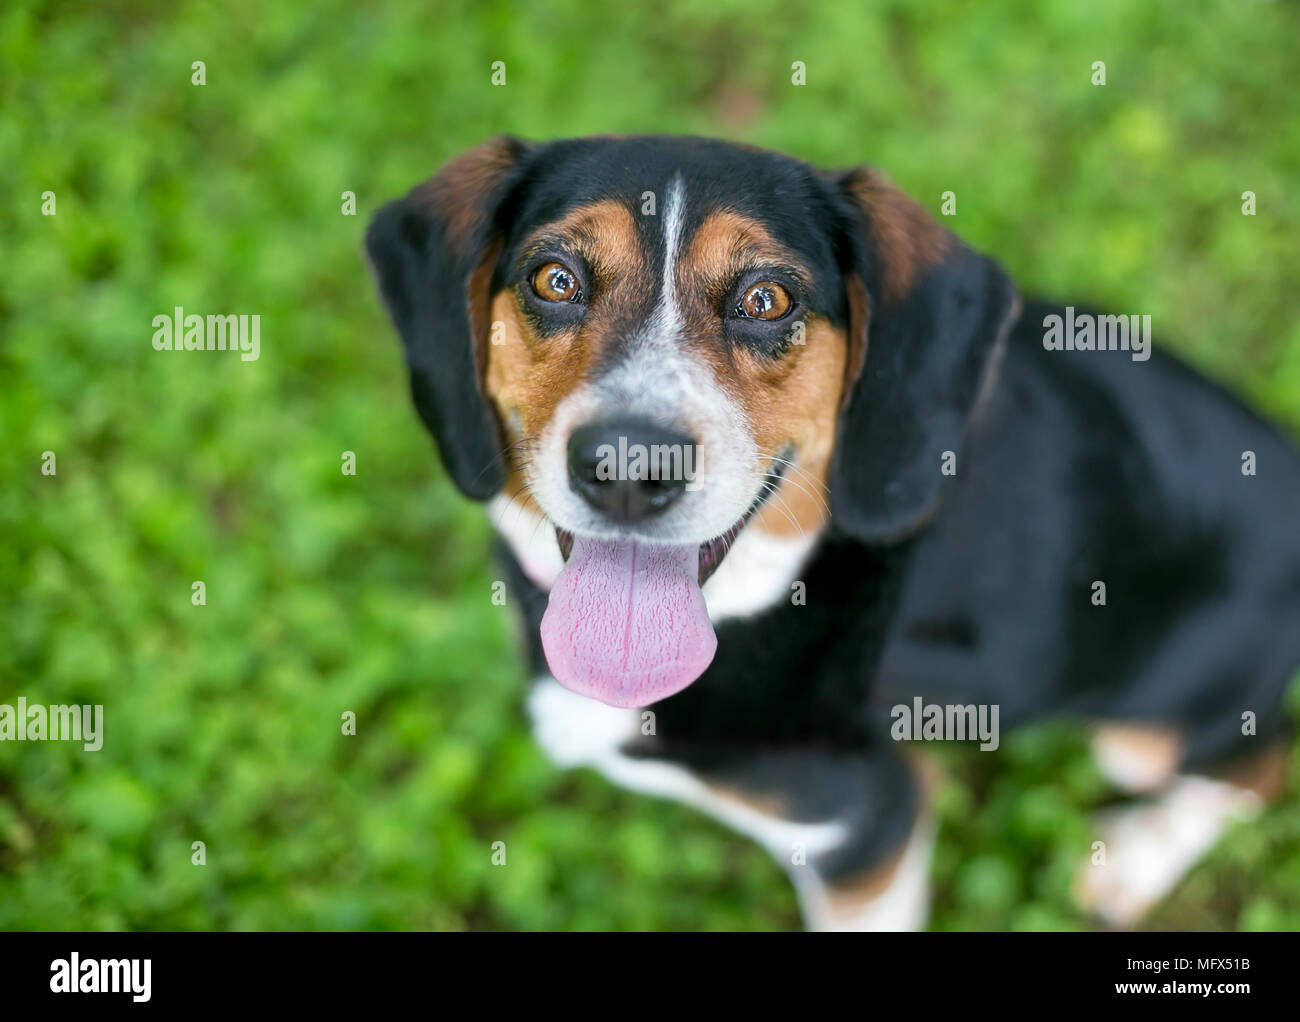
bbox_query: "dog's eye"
[735,282,792,321]
[531,262,582,303]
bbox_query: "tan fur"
[1214,743,1290,801]
[678,211,845,537]
[703,782,791,820]
[415,136,522,255]
[680,210,805,298]
[841,167,950,304]
[841,275,871,412]
[822,844,909,921]
[484,200,647,453]
[467,239,504,399]
[516,199,646,288]
[730,318,844,537]
[486,291,589,445]
[1092,724,1183,793]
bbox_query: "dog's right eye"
[531,262,582,303]
[735,282,792,321]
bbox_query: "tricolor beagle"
[366,135,1299,931]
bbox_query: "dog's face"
[367,135,1017,707]
[487,139,868,563]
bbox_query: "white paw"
[1075,777,1261,927]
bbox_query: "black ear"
[365,136,530,500]
[827,167,1020,544]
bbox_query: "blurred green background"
[2,0,1298,931]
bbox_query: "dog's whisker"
[489,490,527,530]
[526,503,550,546]
[755,474,805,537]
[764,456,832,506]
[753,448,831,519]
[767,489,806,538]
[767,471,830,521]
[761,451,830,494]
[753,446,831,498]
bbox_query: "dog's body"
[367,135,1300,930]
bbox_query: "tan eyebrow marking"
[516,199,647,287]
[681,210,810,298]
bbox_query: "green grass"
[2,0,1298,930]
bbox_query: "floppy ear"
[365,136,530,500]
[828,167,1020,544]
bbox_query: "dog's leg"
[1075,743,1287,926]
[792,809,936,932]
[697,758,935,932]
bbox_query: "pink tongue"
[540,536,717,708]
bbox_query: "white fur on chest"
[487,495,819,622]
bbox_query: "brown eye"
[531,262,581,302]
[737,282,792,320]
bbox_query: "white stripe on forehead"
[598,173,710,412]
[658,174,687,330]
[527,172,763,545]
[637,174,686,353]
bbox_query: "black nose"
[567,418,696,523]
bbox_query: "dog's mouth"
[540,460,788,709]
[553,458,785,586]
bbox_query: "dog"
[365,135,1300,931]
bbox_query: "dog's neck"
[486,494,821,622]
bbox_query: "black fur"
[365,139,531,498]
[827,222,1020,543]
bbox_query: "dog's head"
[366,135,1018,707]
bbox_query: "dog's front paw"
[1073,777,1262,928]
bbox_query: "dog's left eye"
[735,282,792,321]
[531,262,583,303]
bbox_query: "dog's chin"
[552,460,787,586]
